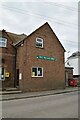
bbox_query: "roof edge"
[16,22,66,52]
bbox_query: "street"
[2,91,78,118]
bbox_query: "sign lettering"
[36,56,56,61]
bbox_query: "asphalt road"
[2,91,78,118]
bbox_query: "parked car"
[68,79,78,87]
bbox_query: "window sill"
[0,47,8,49]
[32,76,43,78]
[35,46,44,49]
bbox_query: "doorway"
[0,67,5,80]
[16,69,19,86]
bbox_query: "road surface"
[2,91,78,118]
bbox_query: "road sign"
[36,56,56,61]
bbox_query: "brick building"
[0,29,26,89]
[0,22,66,91]
[16,22,66,92]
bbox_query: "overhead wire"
[0,0,78,11]
[44,2,78,12]
[0,3,78,29]
[0,2,78,45]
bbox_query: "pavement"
[0,87,78,101]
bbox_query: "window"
[36,37,43,48]
[0,67,5,80]
[32,67,43,77]
[0,37,7,47]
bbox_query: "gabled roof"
[0,29,27,45]
[44,22,66,51]
[7,32,27,44]
[15,22,65,51]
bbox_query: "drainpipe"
[13,47,17,88]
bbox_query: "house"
[66,51,80,80]
[0,29,26,89]
[15,22,66,92]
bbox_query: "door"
[16,69,19,86]
[65,71,69,86]
[0,67,5,80]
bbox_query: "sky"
[0,0,79,61]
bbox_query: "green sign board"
[36,56,56,61]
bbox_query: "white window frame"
[31,67,43,77]
[36,37,43,48]
[0,37,7,48]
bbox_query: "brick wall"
[17,23,65,91]
[0,30,16,88]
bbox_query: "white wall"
[68,57,80,75]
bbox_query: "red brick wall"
[16,41,26,89]
[0,30,16,88]
[17,24,65,91]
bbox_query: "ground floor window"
[32,67,43,77]
[0,67,5,80]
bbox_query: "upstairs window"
[0,37,7,48]
[36,37,43,48]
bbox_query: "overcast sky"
[0,0,79,60]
